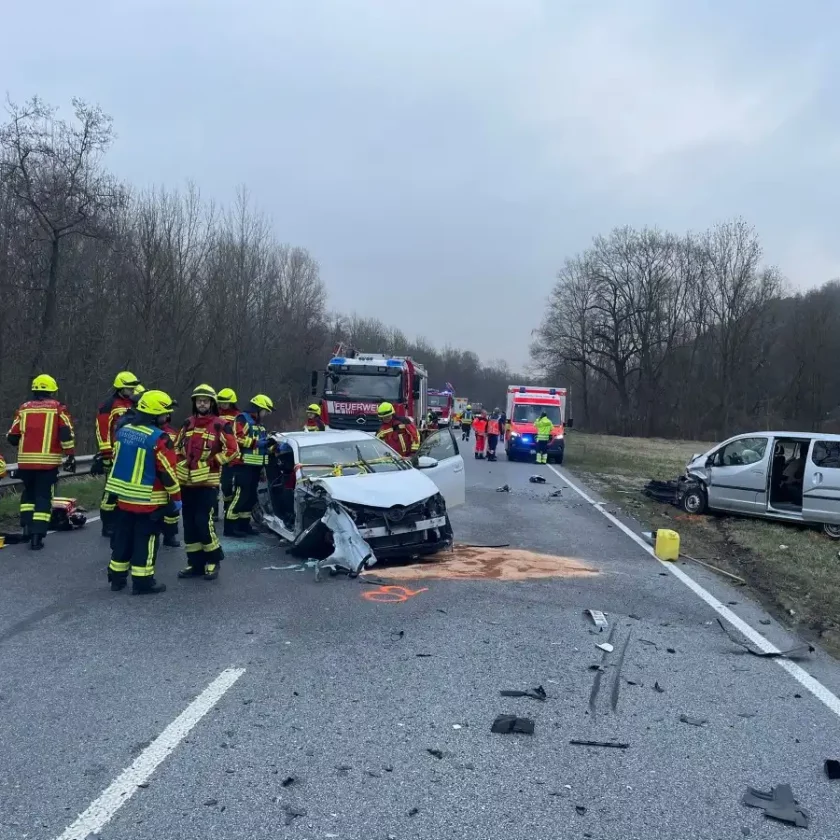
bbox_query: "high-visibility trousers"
[108,509,161,589]
[182,486,223,571]
[19,468,57,536]
[227,464,260,523]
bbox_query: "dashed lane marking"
[548,464,840,720]
[54,667,245,840]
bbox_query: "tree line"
[531,219,840,441]
[0,96,517,454]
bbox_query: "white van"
[682,431,840,539]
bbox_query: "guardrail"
[0,454,96,492]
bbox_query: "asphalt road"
[2,439,840,840]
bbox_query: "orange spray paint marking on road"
[362,585,428,604]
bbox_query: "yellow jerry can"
[654,528,680,562]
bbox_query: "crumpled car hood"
[312,469,438,508]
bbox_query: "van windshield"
[513,404,561,424]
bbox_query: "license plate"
[530,449,536,455]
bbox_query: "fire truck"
[312,350,428,433]
[505,385,569,464]
[427,389,454,426]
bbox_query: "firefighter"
[104,389,180,594]
[461,404,474,440]
[96,371,141,539]
[304,403,325,431]
[6,374,75,550]
[486,408,502,461]
[161,410,182,548]
[473,411,488,459]
[175,384,238,580]
[226,394,273,537]
[426,410,440,431]
[0,451,5,478]
[535,409,554,464]
[376,402,420,458]
[216,388,239,518]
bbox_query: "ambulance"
[504,385,568,464]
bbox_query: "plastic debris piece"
[496,484,510,492]
[550,490,563,497]
[575,806,587,815]
[569,739,629,749]
[491,715,535,735]
[408,808,419,817]
[654,682,665,693]
[283,805,306,826]
[741,784,809,828]
[500,685,547,701]
[426,748,444,759]
[679,714,707,727]
[529,475,547,484]
[281,776,296,787]
[825,759,840,780]
[596,642,614,653]
[586,609,609,629]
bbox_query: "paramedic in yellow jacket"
[534,410,554,464]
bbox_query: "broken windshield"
[298,437,409,476]
[325,373,401,401]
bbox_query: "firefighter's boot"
[163,535,181,548]
[132,579,167,595]
[203,563,219,581]
[29,533,44,551]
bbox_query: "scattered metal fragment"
[716,618,814,658]
[283,805,306,826]
[741,784,809,828]
[426,748,444,759]
[825,759,840,780]
[679,714,707,727]
[491,715,535,735]
[759,619,771,625]
[666,648,676,654]
[569,739,629,749]
[496,485,510,492]
[550,490,563,498]
[500,685,547,702]
[416,653,433,658]
[281,776,296,788]
[408,807,420,817]
[575,805,587,815]
[586,609,609,629]
[203,799,218,806]
[653,682,665,693]
[365,769,381,778]
[529,475,547,484]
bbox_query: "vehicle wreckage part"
[741,784,809,828]
[716,618,814,659]
[491,715,534,735]
[319,502,376,578]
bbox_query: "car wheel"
[681,487,707,515]
[823,523,840,540]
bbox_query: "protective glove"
[63,455,76,473]
[171,499,183,513]
[89,453,105,476]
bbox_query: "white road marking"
[548,464,840,718]
[54,667,245,840]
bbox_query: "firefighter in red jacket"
[6,374,76,550]
[105,390,180,594]
[304,403,325,431]
[376,402,420,458]
[175,384,239,580]
[161,409,182,548]
[96,370,141,539]
[216,387,239,518]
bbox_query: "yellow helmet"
[217,387,237,403]
[191,383,217,400]
[307,403,321,415]
[32,373,59,392]
[466,404,472,410]
[134,384,146,396]
[377,402,395,418]
[113,370,140,389]
[137,389,175,417]
[250,394,274,412]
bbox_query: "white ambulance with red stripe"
[504,385,568,464]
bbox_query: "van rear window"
[812,441,840,468]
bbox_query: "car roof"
[278,430,375,448]
[725,431,840,441]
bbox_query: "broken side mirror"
[310,370,318,396]
[417,455,438,470]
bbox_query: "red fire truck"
[427,389,454,426]
[312,350,428,433]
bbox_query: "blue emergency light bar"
[386,359,402,367]
[329,357,346,365]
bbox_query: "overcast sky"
[2,0,837,370]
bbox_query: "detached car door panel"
[417,429,466,509]
[706,436,769,513]
[803,439,840,525]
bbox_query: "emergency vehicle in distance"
[311,348,428,434]
[427,389,454,426]
[505,385,569,464]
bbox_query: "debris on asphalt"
[825,759,840,780]
[596,642,614,653]
[575,805,587,815]
[335,764,352,775]
[760,619,771,625]
[610,631,632,711]
[281,776,296,787]
[282,805,307,826]
[390,630,405,641]
[716,618,814,659]
[203,798,218,806]
[741,783,809,828]
[500,685,547,701]
[408,807,420,817]
[586,609,609,629]
[529,475,547,484]
[681,553,746,585]
[779,544,789,550]
[496,484,510,492]
[426,748,444,759]
[638,639,658,648]
[491,715,535,735]
[452,724,462,730]
[365,769,381,778]
[550,490,563,498]
[416,653,433,658]
[569,739,629,749]
[666,648,676,654]
[589,625,618,719]
[679,714,708,727]
[653,682,665,693]
[642,479,680,504]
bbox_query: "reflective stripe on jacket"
[96,394,134,459]
[487,418,500,435]
[535,416,554,441]
[106,424,181,509]
[7,399,75,469]
[233,412,268,466]
[175,414,239,486]
[376,416,420,456]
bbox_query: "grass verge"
[0,475,104,529]
[564,432,840,658]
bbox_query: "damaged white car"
[255,428,466,576]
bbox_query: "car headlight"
[510,431,520,439]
